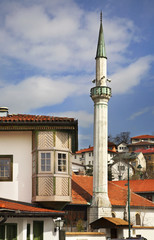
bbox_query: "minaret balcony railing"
[90,86,111,98]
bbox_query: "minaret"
[90,12,112,222]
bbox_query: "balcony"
[90,86,111,99]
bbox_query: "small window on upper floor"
[89,152,91,157]
[0,155,13,181]
[56,152,68,174]
[39,151,53,173]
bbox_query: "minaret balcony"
[90,86,111,99]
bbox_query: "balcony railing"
[90,86,111,98]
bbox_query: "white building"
[0,108,78,240]
[72,145,116,174]
[110,152,146,181]
[117,142,129,152]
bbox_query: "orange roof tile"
[0,199,64,214]
[135,148,154,154]
[0,114,75,123]
[131,135,154,139]
[72,175,154,208]
[113,179,154,193]
[76,147,94,154]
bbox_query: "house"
[0,198,64,240]
[110,152,146,180]
[64,175,154,239]
[0,108,78,239]
[128,135,154,152]
[135,148,154,178]
[117,142,129,153]
[113,179,154,202]
[72,143,117,174]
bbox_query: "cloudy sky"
[0,0,154,148]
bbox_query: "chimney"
[0,107,9,117]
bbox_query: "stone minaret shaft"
[90,13,112,220]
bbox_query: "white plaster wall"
[113,206,154,227]
[0,131,32,202]
[6,217,58,240]
[123,228,154,240]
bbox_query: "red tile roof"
[0,114,75,123]
[135,148,154,154]
[113,179,154,193]
[0,199,64,214]
[76,147,94,154]
[75,146,116,154]
[131,135,154,139]
[72,175,154,208]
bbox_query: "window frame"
[0,155,13,181]
[56,151,68,174]
[38,151,53,173]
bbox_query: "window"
[0,223,17,240]
[57,152,67,173]
[39,152,53,173]
[89,152,91,157]
[27,224,30,240]
[0,155,13,181]
[136,213,141,225]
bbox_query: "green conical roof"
[96,12,107,59]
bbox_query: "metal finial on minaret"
[100,11,102,23]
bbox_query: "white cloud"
[49,111,93,128]
[0,0,153,116]
[129,107,153,120]
[0,0,145,76]
[0,75,91,113]
[110,56,154,94]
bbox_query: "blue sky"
[0,0,154,149]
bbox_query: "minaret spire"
[96,12,107,59]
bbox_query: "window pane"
[46,153,50,158]
[40,152,51,172]
[41,166,45,171]
[0,157,12,180]
[57,152,67,172]
[41,153,45,159]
